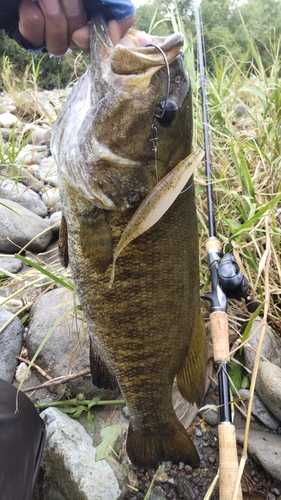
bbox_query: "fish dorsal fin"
[109,148,204,287]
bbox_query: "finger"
[38,0,68,55]
[71,24,90,51]
[108,14,136,46]
[19,0,45,48]
[60,0,87,41]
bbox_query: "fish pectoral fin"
[90,340,119,391]
[126,419,199,468]
[58,215,69,268]
[80,208,113,274]
[176,312,207,407]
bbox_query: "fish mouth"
[94,16,183,75]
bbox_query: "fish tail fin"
[177,311,207,406]
[126,420,199,468]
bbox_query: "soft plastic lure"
[109,148,204,287]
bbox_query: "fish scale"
[52,16,207,468]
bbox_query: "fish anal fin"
[176,312,207,407]
[80,208,113,274]
[58,215,69,268]
[90,340,118,391]
[126,420,200,468]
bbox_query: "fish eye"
[154,99,178,127]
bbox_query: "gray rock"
[239,389,280,430]
[175,476,196,499]
[0,179,47,217]
[0,198,52,253]
[49,201,61,215]
[41,408,121,500]
[199,392,219,427]
[29,126,51,146]
[0,255,23,274]
[233,103,248,117]
[236,429,281,482]
[0,298,23,314]
[16,144,48,166]
[26,288,95,397]
[0,94,17,114]
[150,486,166,500]
[49,211,62,236]
[0,307,24,382]
[244,319,281,372]
[37,156,58,186]
[256,361,281,421]
[0,112,19,127]
[41,187,60,208]
[199,404,219,427]
[0,127,17,139]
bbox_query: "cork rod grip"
[209,311,230,363]
[218,424,243,500]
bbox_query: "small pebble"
[164,461,173,469]
[210,440,218,449]
[166,488,176,500]
[267,494,276,500]
[208,453,216,465]
[15,362,31,382]
[184,465,193,475]
[128,470,139,489]
[156,472,168,483]
[195,429,203,438]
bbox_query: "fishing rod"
[193,2,254,498]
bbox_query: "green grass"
[192,33,281,335]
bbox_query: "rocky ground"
[1,90,281,499]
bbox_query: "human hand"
[18,0,136,55]
[71,15,136,49]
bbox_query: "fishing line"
[194,3,216,238]
[180,182,194,194]
[149,122,159,183]
[146,43,171,183]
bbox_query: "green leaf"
[87,395,102,410]
[229,361,244,392]
[20,313,29,325]
[58,406,82,415]
[95,424,124,462]
[87,411,95,429]
[230,193,281,239]
[71,408,85,419]
[241,376,250,389]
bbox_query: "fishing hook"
[145,43,170,118]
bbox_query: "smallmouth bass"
[51,16,207,468]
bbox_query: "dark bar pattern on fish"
[51,16,207,468]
